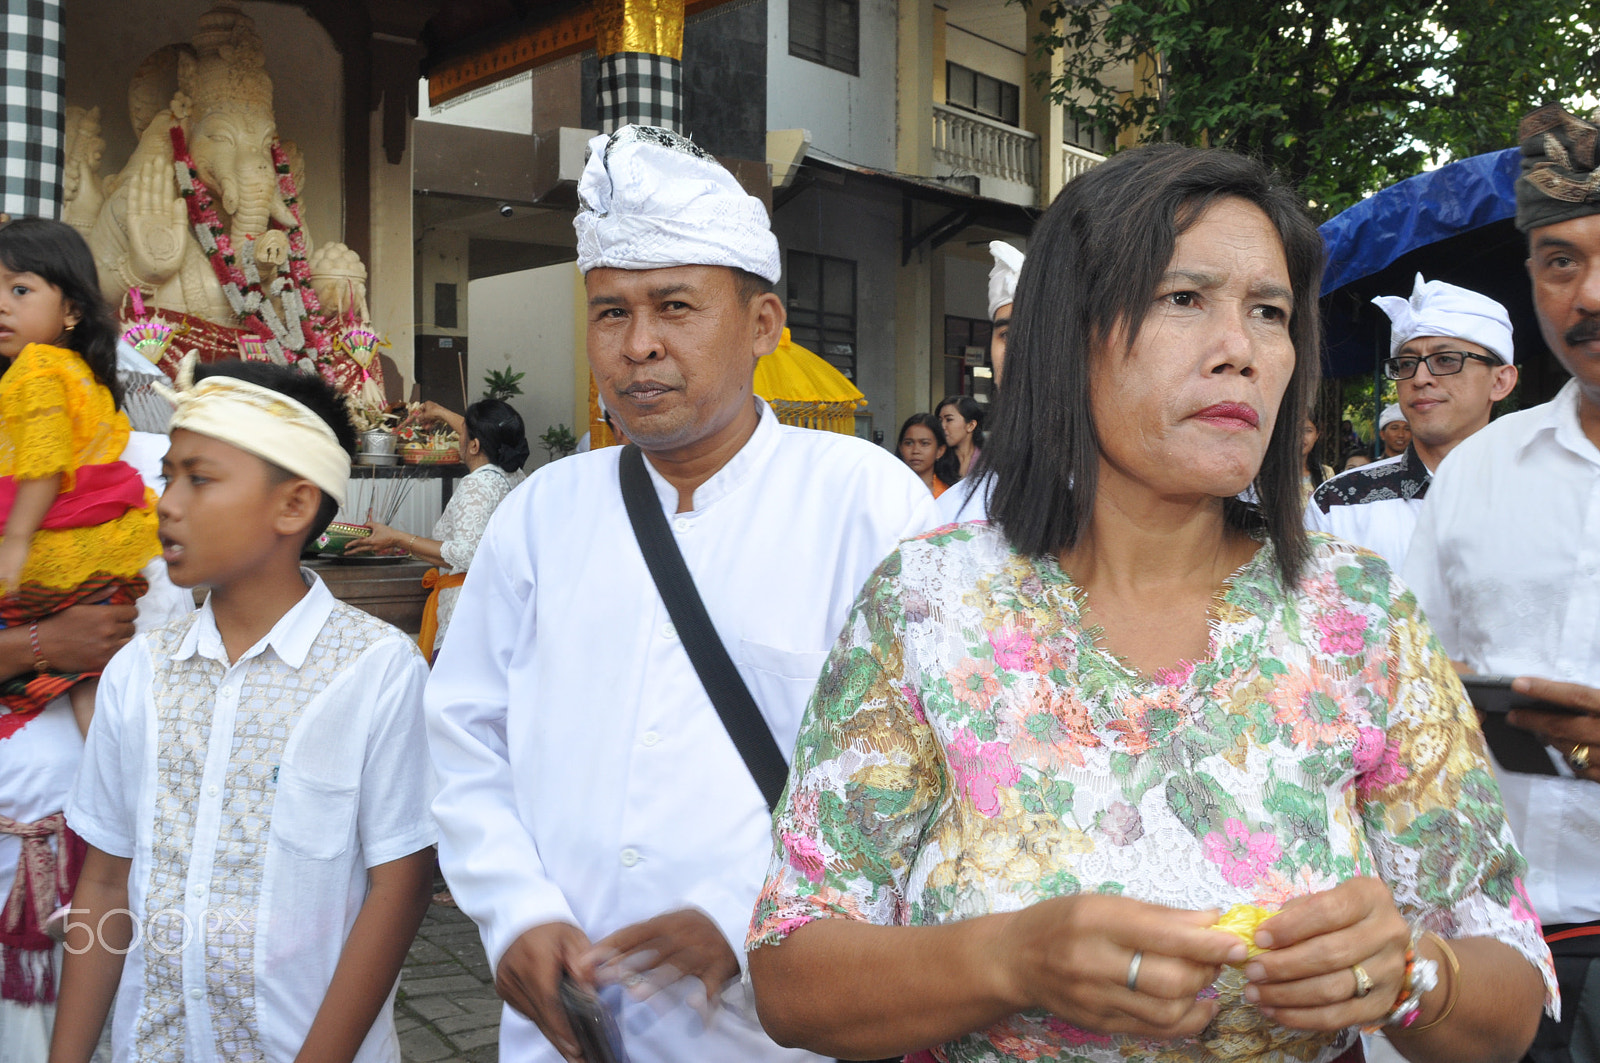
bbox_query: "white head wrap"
[574,125,780,283]
[1371,273,1514,363]
[987,241,1025,320]
[156,353,351,507]
[1379,403,1406,431]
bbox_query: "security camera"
[497,203,514,218]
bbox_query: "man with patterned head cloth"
[936,240,1023,524]
[1406,105,1600,1062]
[1306,274,1517,569]
[425,125,936,1063]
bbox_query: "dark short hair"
[192,360,357,547]
[936,394,985,450]
[984,144,1324,587]
[732,267,775,304]
[463,398,529,472]
[0,218,123,408]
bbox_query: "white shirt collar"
[1525,378,1600,468]
[172,569,336,669]
[639,398,781,514]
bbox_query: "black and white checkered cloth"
[1,0,63,219]
[597,52,683,133]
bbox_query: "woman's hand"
[399,401,456,430]
[996,894,1242,1039]
[344,521,410,555]
[1244,876,1410,1031]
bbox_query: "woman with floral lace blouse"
[745,146,1555,1063]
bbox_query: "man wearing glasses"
[1306,273,1517,569]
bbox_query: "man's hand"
[587,908,740,1005]
[495,922,594,1061]
[35,599,138,674]
[1507,676,1600,783]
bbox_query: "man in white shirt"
[425,125,937,1063]
[1404,104,1600,1061]
[1376,401,1412,458]
[1307,275,1517,568]
[937,240,1021,524]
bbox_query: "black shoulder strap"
[617,444,789,811]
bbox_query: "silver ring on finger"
[1126,949,1144,992]
[1350,962,1374,999]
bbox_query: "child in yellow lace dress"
[0,219,159,735]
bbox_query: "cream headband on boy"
[157,353,351,507]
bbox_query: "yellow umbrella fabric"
[754,329,867,434]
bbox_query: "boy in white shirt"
[49,359,436,1063]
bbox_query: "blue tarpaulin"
[1318,149,1519,296]
[1315,148,1556,385]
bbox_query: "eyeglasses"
[1382,351,1501,380]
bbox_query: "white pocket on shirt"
[271,773,358,860]
[738,640,831,734]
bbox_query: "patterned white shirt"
[67,572,435,1063]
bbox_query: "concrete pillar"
[1025,0,1067,208]
[369,108,414,385]
[895,249,932,429]
[896,0,934,177]
[894,0,937,431]
[1,0,63,218]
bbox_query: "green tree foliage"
[1036,0,1599,216]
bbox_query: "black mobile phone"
[1459,675,1582,716]
[558,977,627,1063]
[1460,675,1578,777]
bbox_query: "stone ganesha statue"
[87,1,352,368]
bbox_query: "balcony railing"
[1063,142,1105,183]
[932,104,1039,189]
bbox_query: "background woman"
[352,398,528,659]
[937,395,985,480]
[747,145,1552,1063]
[897,413,951,498]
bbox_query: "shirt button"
[641,731,661,747]
[220,685,236,699]
[206,785,219,797]
[189,988,203,1000]
[620,848,640,867]
[192,884,206,897]
[673,518,689,533]
[661,623,677,640]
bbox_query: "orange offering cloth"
[417,568,468,662]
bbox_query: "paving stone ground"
[397,900,503,1063]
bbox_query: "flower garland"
[169,125,332,366]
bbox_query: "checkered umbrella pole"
[0,0,63,219]
[593,0,686,133]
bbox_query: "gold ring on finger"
[1350,962,1374,999]
[1569,744,1593,772]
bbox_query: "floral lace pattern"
[750,524,1557,1063]
[431,465,517,645]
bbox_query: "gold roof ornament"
[593,0,686,59]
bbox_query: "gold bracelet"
[409,534,419,556]
[1407,931,1461,1033]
